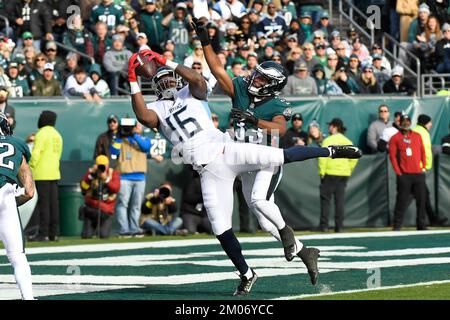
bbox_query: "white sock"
[295,238,304,254]
[8,252,34,300]
[243,268,253,279]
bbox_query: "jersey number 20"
[0,143,15,170]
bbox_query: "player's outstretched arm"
[16,156,35,206]
[129,53,159,129]
[191,17,235,98]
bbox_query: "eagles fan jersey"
[91,3,124,31]
[232,76,291,146]
[146,85,228,167]
[168,19,191,63]
[0,135,30,188]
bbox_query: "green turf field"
[1,229,450,300]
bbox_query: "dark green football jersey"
[232,76,292,146]
[168,19,190,63]
[0,135,30,188]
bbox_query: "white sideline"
[273,279,450,300]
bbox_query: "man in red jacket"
[389,114,427,231]
[79,155,120,238]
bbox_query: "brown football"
[135,52,159,79]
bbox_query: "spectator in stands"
[246,52,258,73]
[47,0,73,43]
[28,52,48,83]
[367,104,392,153]
[297,11,314,44]
[299,0,328,24]
[162,49,175,62]
[116,24,136,51]
[389,114,427,231]
[407,3,431,43]
[7,62,30,97]
[397,0,419,43]
[91,0,124,32]
[255,33,269,58]
[356,64,382,94]
[111,120,151,238]
[0,36,15,68]
[60,52,78,84]
[140,0,165,52]
[282,61,317,95]
[330,30,349,54]
[284,46,303,74]
[44,41,64,76]
[127,11,141,37]
[213,0,246,21]
[365,44,392,73]
[103,34,132,96]
[29,110,63,242]
[414,15,442,71]
[79,155,120,239]
[163,2,191,63]
[318,118,358,232]
[140,183,186,236]
[335,42,349,66]
[285,34,300,58]
[192,61,216,92]
[89,64,110,98]
[228,60,244,78]
[93,21,112,65]
[0,86,15,129]
[307,120,325,147]
[184,41,212,79]
[442,124,450,155]
[435,23,450,73]
[383,66,415,95]
[311,63,333,95]
[313,42,327,67]
[31,63,61,96]
[180,171,212,235]
[63,14,94,65]
[14,54,29,78]
[314,11,333,37]
[11,0,53,49]
[324,53,339,79]
[280,113,308,148]
[136,33,150,52]
[351,37,370,62]
[378,111,402,152]
[64,66,102,103]
[333,67,360,94]
[413,114,448,226]
[312,29,328,48]
[94,114,119,168]
[372,54,391,88]
[347,53,361,81]
[426,0,449,24]
[239,15,256,40]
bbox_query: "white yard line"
[273,279,450,300]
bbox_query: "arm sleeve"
[80,171,92,191]
[110,138,122,157]
[389,136,402,175]
[130,134,151,152]
[419,135,426,170]
[106,170,121,194]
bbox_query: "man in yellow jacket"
[29,111,63,242]
[318,118,359,232]
[413,114,448,226]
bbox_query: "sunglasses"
[108,120,117,124]
[36,58,46,61]
[288,38,297,42]
[241,21,250,24]
[328,58,337,61]
[292,51,301,54]
[46,48,56,52]
[336,47,345,50]
[363,69,373,73]
[24,37,33,40]
[379,110,389,113]
[192,66,202,70]
[212,117,219,121]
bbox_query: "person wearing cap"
[256,2,288,43]
[28,111,63,242]
[0,86,16,129]
[115,24,136,51]
[280,113,309,148]
[184,41,213,82]
[162,1,191,63]
[413,115,448,227]
[397,0,419,43]
[318,118,359,232]
[307,120,325,147]
[79,155,120,239]
[62,13,94,60]
[280,0,298,25]
[378,111,403,152]
[282,60,318,95]
[140,0,165,52]
[367,104,393,153]
[245,51,259,74]
[382,66,415,95]
[64,66,102,103]
[93,21,112,65]
[364,43,391,73]
[356,64,381,94]
[298,42,318,71]
[136,32,150,52]
[44,41,64,74]
[89,63,111,98]
[324,52,341,79]
[389,114,428,231]
[7,62,31,97]
[371,54,391,88]
[313,42,327,67]
[91,0,125,32]
[347,53,361,80]
[313,11,333,37]
[312,29,328,48]
[31,62,62,96]
[60,52,79,84]
[332,65,360,94]
[103,33,132,96]
[435,22,450,74]
[407,3,430,43]
[298,10,314,44]
[94,114,120,169]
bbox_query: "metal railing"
[0,14,11,38]
[53,41,95,64]
[338,0,374,47]
[421,73,450,96]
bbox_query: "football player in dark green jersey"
[192,16,322,286]
[0,112,35,299]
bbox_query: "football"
[135,52,159,79]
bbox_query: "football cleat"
[329,145,362,159]
[298,247,320,286]
[279,225,297,261]
[233,269,258,296]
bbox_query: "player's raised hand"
[230,108,258,126]
[128,53,140,82]
[191,17,210,45]
[139,49,167,66]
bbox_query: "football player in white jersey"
[128,50,362,295]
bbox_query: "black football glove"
[191,17,210,46]
[230,108,259,127]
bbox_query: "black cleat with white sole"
[279,225,297,261]
[233,269,258,296]
[298,247,320,285]
[329,145,362,159]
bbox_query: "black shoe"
[279,225,297,261]
[417,226,429,231]
[29,236,49,242]
[393,227,401,231]
[49,236,59,242]
[329,145,362,159]
[233,269,258,296]
[316,226,328,232]
[430,217,448,227]
[298,247,320,286]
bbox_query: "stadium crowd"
[0,0,449,98]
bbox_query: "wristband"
[165,60,179,70]
[130,82,141,94]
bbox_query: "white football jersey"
[147,85,228,167]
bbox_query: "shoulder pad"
[283,107,293,120]
[114,5,122,10]
[93,5,99,10]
